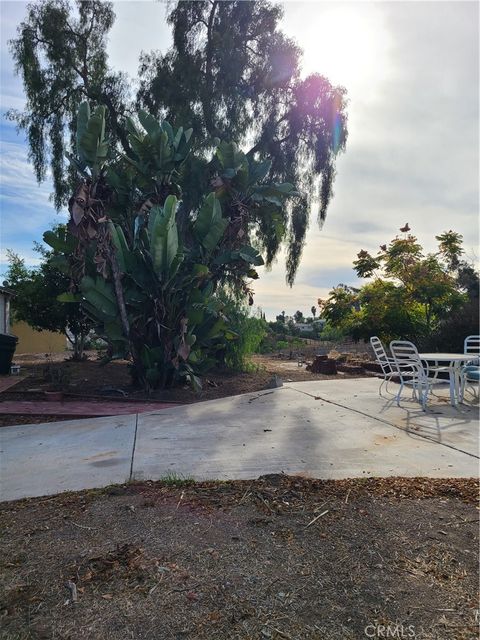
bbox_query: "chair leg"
[385,376,391,395]
[411,380,418,400]
[396,380,404,406]
[422,382,430,410]
[421,388,428,411]
[379,376,385,395]
[449,371,457,406]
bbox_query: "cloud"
[0,132,62,266]
[108,2,171,77]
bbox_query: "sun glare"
[291,4,392,97]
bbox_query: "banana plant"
[59,103,297,390]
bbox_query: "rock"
[266,375,283,388]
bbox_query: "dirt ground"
[0,476,478,640]
[0,352,368,427]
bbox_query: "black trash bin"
[0,333,18,375]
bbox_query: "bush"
[318,322,347,342]
[218,294,268,371]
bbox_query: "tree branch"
[202,1,220,138]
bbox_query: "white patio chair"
[460,335,480,401]
[464,335,480,362]
[390,340,446,410]
[370,336,397,395]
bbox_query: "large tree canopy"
[319,228,478,349]
[138,1,348,282]
[8,0,130,208]
[9,0,348,284]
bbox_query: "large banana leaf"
[150,195,181,279]
[76,102,90,158]
[80,275,118,319]
[108,222,133,274]
[138,110,161,139]
[251,183,297,205]
[216,141,246,175]
[213,245,264,267]
[193,193,228,252]
[78,105,109,171]
[43,230,76,254]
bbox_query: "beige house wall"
[12,321,67,354]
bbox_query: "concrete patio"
[1,378,478,501]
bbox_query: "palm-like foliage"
[52,103,296,389]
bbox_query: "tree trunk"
[108,242,147,388]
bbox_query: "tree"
[294,310,304,323]
[8,0,130,208]
[10,0,348,284]
[311,305,317,318]
[60,102,297,389]
[320,228,469,346]
[319,285,359,330]
[5,228,93,359]
[139,1,348,283]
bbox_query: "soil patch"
[1,352,370,427]
[0,476,478,639]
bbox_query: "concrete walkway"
[1,379,478,501]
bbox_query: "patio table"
[419,353,471,406]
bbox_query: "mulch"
[0,475,478,639]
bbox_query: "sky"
[0,0,478,319]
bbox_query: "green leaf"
[161,120,174,144]
[108,222,132,274]
[80,276,118,318]
[273,182,296,194]
[150,195,180,278]
[138,110,161,138]
[250,158,271,183]
[216,141,245,174]
[193,193,228,252]
[173,126,184,149]
[104,320,127,342]
[43,230,75,253]
[57,292,79,303]
[126,117,141,138]
[186,333,196,347]
[76,102,90,157]
[253,183,297,205]
[49,255,70,274]
[192,264,210,277]
[238,245,264,266]
[78,105,108,172]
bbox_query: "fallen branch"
[176,491,185,511]
[305,510,329,529]
[170,583,201,594]
[70,521,100,531]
